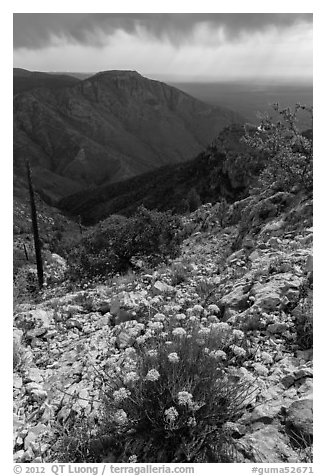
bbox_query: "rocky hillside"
[14,70,244,203]
[13,189,313,463]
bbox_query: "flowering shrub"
[73,314,258,463]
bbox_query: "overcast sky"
[13,13,313,82]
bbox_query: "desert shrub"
[13,266,39,307]
[195,280,217,305]
[126,206,182,262]
[54,315,257,463]
[52,419,97,463]
[293,289,313,350]
[13,342,23,371]
[293,435,313,463]
[215,198,230,228]
[170,260,193,286]
[243,104,313,193]
[13,340,30,373]
[66,207,182,281]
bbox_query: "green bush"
[243,104,313,193]
[67,207,182,281]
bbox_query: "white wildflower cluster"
[177,391,193,406]
[124,347,136,357]
[113,387,131,403]
[170,304,183,312]
[198,327,210,336]
[260,351,274,364]
[122,321,145,334]
[122,357,137,372]
[232,329,245,340]
[209,349,227,360]
[123,371,139,385]
[144,329,155,339]
[207,304,220,315]
[187,417,197,427]
[167,352,180,363]
[164,406,179,424]
[148,321,164,332]
[211,322,230,332]
[136,335,147,345]
[188,316,199,323]
[153,313,166,322]
[192,304,204,315]
[175,313,186,321]
[172,327,187,337]
[114,409,128,425]
[230,344,246,358]
[145,369,160,381]
[128,455,138,463]
[147,349,158,358]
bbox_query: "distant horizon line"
[13,67,313,85]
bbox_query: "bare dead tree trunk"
[26,161,44,288]
[23,243,29,261]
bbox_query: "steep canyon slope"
[14,70,244,203]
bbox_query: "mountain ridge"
[13,68,80,94]
[14,69,245,202]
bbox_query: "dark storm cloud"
[13,13,312,50]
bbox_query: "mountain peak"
[92,70,143,80]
